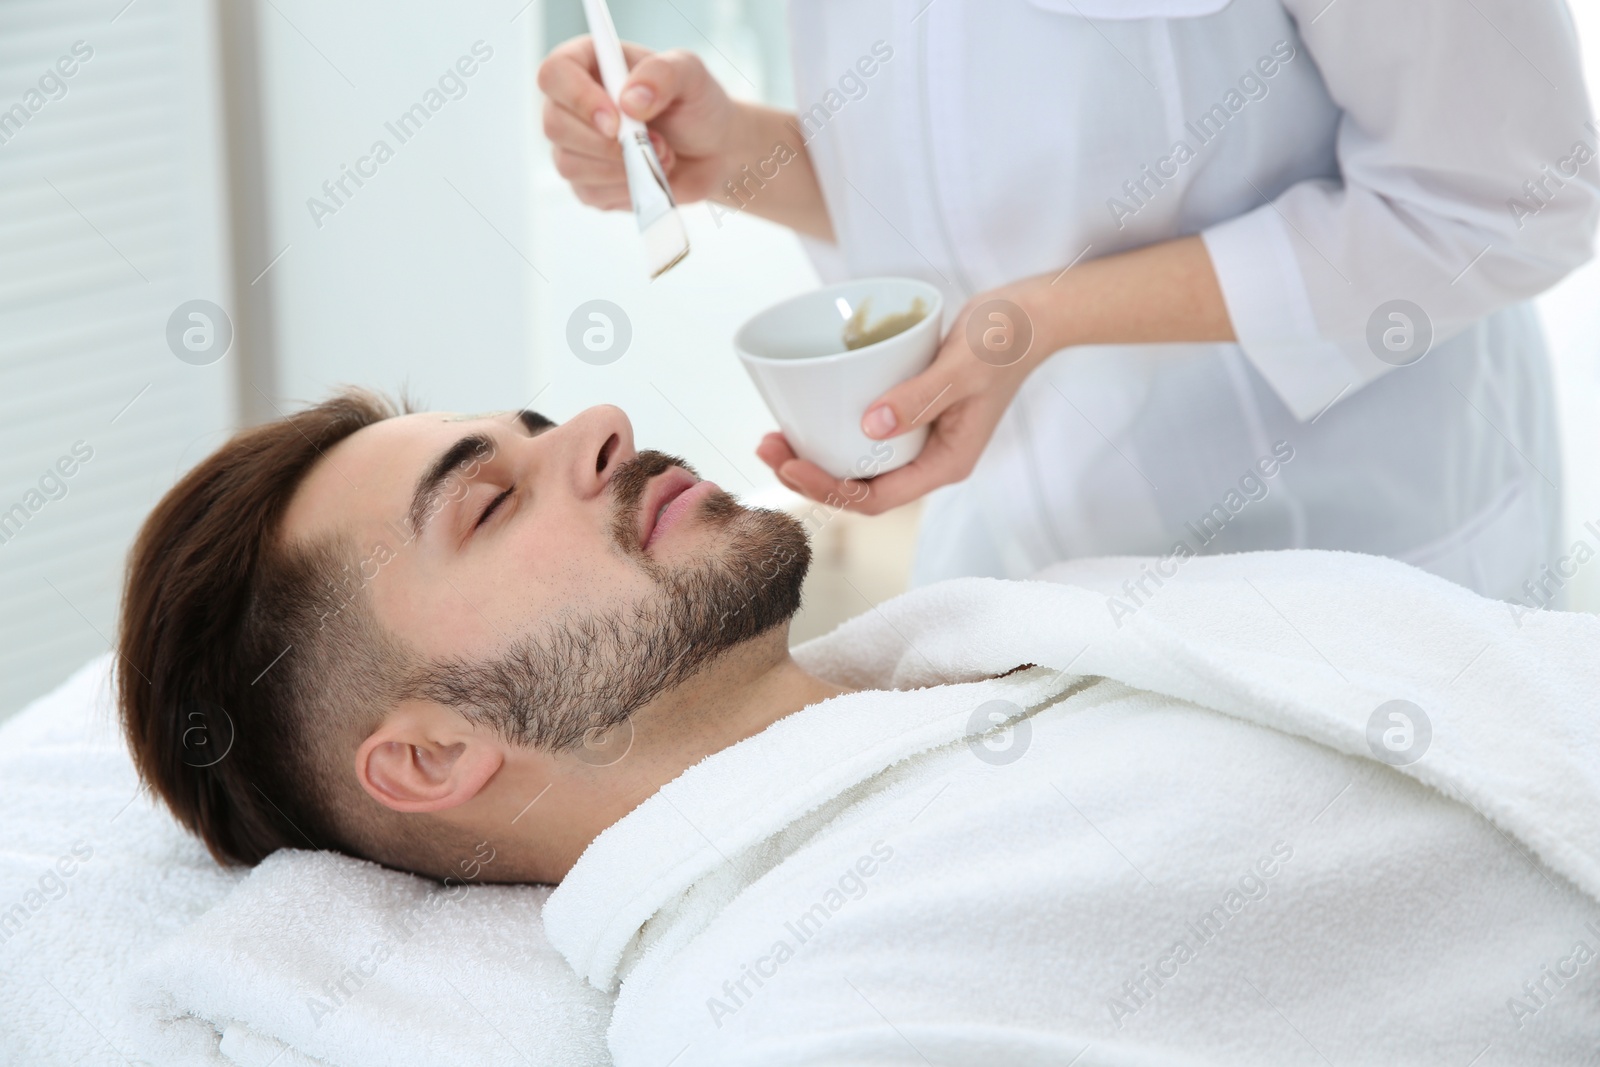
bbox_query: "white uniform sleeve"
[1202,0,1600,421]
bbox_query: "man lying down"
[118,389,1600,1066]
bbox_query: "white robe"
[542,551,1600,1065]
[786,0,1599,602]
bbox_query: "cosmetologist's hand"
[756,279,1052,516]
[538,36,744,210]
[755,235,1234,513]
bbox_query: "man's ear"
[355,701,504,814]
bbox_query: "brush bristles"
[643,210,689,279]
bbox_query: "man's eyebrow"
[406,413,556,539]
[408,433,495,539]
[516,409,555,434]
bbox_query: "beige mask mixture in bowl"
[842,296,928,350]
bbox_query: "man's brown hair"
[117,388,415,871]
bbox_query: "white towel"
[0,653,612,1067]
[0,654,243,1067]
[126,849,612,1067]
[539,549,1600,1065]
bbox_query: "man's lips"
[638,467,700,550]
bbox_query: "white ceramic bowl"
[735,277,944,481]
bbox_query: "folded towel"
[0,652,612,1067]
[127,849,613,1067]
[0,654,243,1067]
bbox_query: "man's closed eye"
[476,486,515,529]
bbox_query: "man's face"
[281,404,810,749]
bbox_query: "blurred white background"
[0,0,1597,719]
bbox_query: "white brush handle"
[581,0,646,141]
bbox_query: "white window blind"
[0,0,238,721]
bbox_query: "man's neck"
[647,638,854,755]
[504,630,855,883]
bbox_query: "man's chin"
[658,497,811,643]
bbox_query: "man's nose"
[561,404,635,498]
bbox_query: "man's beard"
[407,450,810,754]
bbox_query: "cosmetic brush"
[581,0,690,279]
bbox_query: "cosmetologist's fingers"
[618,48,710,121]
[538,37,658,136]
[542,101,623,159]
[860,362,964,442]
